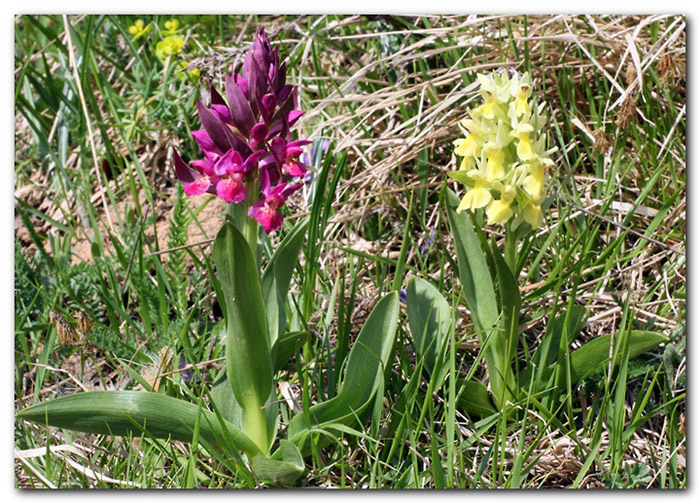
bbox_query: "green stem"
[504,224,517,276]
[244,397,269,454]
[226,178,262,268]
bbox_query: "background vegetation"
[14,14,685,488]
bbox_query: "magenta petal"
[249,202,283,234]
[216,177,247,203]
[261,93,277,119]
[214,149,244,176]
[283,160,307,177]
[242,149,266,173]
[183,176,212,196]
[281,183,303,199]
[287,109,305,126]
[269,136,287,157]
[191,159,216,177]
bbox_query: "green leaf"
[406,277,451,383]
[445,189,499,332]
[456,379,498,417]
[16,391,261,457]
[250,440,305,486]
[271,331,309,373]
[445,189,508,402]
[570,330,668,383]
[261,218,309,351]
[519,305,588,390]
[213,222,272,420]
[287,292,400,454]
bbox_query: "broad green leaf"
[456,379,498,417]
[262,218,309,351]
[213,222,272,422]
[406,277,451,383]
[16,391,261,457]
[250,440,305,486]
[445,189,506,402]
[287,292,400,454]
[445,189,499,332]
[570,330,668,383]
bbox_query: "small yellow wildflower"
[156,35,185,61]
[163,19,180,36]
[128,19,151,41]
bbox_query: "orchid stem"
[227,179,262,268]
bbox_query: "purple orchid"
[173,26,310,234]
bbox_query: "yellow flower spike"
[449,70,554,228]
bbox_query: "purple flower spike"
[174,25,311,234]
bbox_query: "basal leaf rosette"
[448,71,555,229]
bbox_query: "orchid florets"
[173,26,309,233]
[449,71,555,229]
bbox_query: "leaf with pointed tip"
[287,293,400,454]
[570,330,668,383]
[196,99,231,154]
[15,391,261,457]
[445,189,508,401]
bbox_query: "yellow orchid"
[449,70,555,228]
